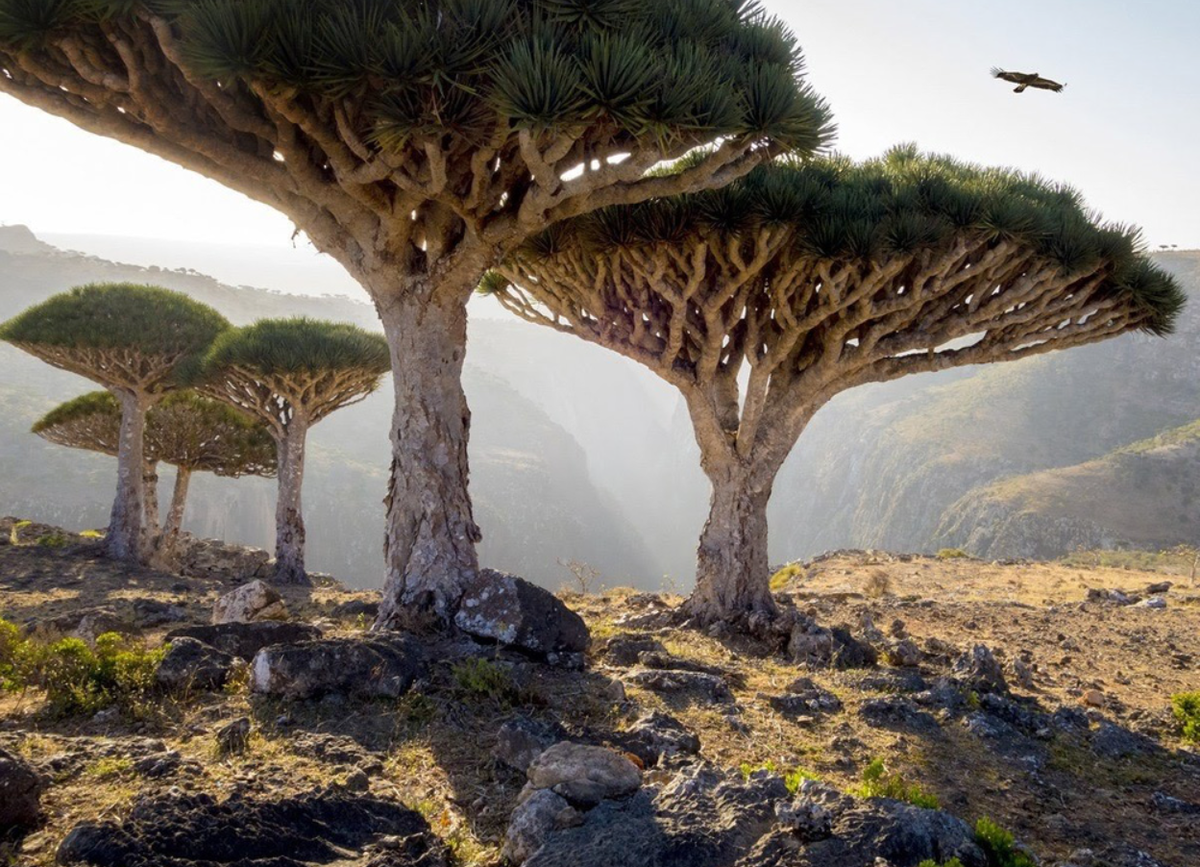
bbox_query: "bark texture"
[375,287,481,630]
[142,460,160,540]
[157,467,192,561]
[107,390,148,562]
[273,425,309,586]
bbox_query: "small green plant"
[1172,691,1200,743]
[918,860,964,867]
[854,758,939,809]
[79,529,104,539]
[35,532,70,548]
[738,760,819,794]
[739,759,779,780]
[937,548,969,560]
[769,563,804,592]
[10,519,31,545]
[84,756,134,781]
[451,657,513,700]
[974,817,1036,867]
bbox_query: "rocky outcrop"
[173,536,273,583]
[166,621,323,661]
[54,788,447,867]
[155,638,235,692]
[0,746,44,830]
[454,569,589,666]
[523,743,642,807]
[250,635,426,700]
[212,580,287,624]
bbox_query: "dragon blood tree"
[0,0,833,627]
[0,284,229,562]
[32,390,277,560]
[196,318,390,585]
[488,146,1185,625]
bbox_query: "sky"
[0,0,1196,285]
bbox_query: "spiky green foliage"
[34,390,277,477]
[499,145,1183,335]
[0,283,229,358]
[199,318,390,379]
[0,0,832,150]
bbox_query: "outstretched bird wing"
[991,67,1026,84]
[1029,76,1065,92]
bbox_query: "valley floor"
[1,526,1198,866]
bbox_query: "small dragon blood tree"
[195,318,390,585]
[33,391,277,561]
[1,284,228,562]
[487,146,1185,627]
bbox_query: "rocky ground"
[1,521,1198,867]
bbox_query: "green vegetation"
[0,620,165,718]
[1172,691,1200,743]
[199,318,390,379]
[853,758,940,809]
[738,759,820,794]
[974,818,1036,867]
[918,860,964,867]
[937,548,969,560]
[451,657,514,701]
[769,563,804,592]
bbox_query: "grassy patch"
[451,657,515,701]
[1172,691,1200,743]
[853,758,939,809]
[770,563,804,592]
[936,548,969,560]
[975,817,1036,867]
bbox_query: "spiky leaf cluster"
[0,0,831,150]
[0,283,230,357]
[33,390,277,477]
[503,145,1183,335]
[199,318,390,378]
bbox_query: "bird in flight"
[991,68,1066,93]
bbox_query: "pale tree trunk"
[683,456,779,624]
[273,422,309,585]
[142,460,160,542]
[372,279,482,630]
[107,390,148,562]
[156,466,192,562]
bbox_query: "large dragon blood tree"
[0,0,833,627]
[32,390,277,561]
[0,284,229,562]
[195,318,390,585]
[487,146,1185,625]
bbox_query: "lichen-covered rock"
[212,580,287,624]
[620,711,700,767]
[454,569,589,664]
[174,535,272,583]
[0,746,44,830]
[166,621,323,661]
[525,742,642,807]
[250,635,425,700]
[952,645,1008,693]
[155,637,235,691]
[494,717,566,774]
[503,789,582,864]
[625,669,733,705]
[54,788,447,867]
[600,634,666,667]
[788,618,877,669]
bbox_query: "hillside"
[935,420,1200,559]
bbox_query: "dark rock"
[0,746,44,829]
[131,751,196,779]
[215,718,251,755]
[167,621,324,662]
[912,678,967,713]
[503,789,582,864]
[288,733,384,773]
[1091,722,1154,760]
[54,788,447,867]
[767,679,842,717]
[331,598,380,621]
[626,669,733,704]
[525,742,642,807]
[130,598,190,628]
[952,645,1008,693]
[858,696,940,732]
[494,717,566,774]
[33,607,131,645]
[455,569,590,663]
[620,711,701,767]
[638,651,731,679]
[1151,791,1200,815]
[601,634,666,667]
[251,635,426,701]
[788,618,877,670]
[859,670,928,694]
[1145,581,1173,595]
[884,639,924,668]
[155,637,235,691]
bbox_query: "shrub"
[854,758,939,809]
[1172,691,1200,743]
[35,532,70,548]
[864,571,892,598]
[918,860,964,867]
[937,548,969,560]
[739,760,820,794]
[0,617,25,689]
[974,818,1036,867]
[769,563,804,592]
[451,657,514,700]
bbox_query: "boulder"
[155,637,235,691]
[621,711,700,766]
[503,789,582,864]
[525,742,642,807]
[166,622,323,661]
[952,645,1008,693]
[212,580,288,624]
[454,569,589,665]
[0,746,44,830]
[766,678,842,718]
[55,788,447,867]
[250,635,426,700]
[330,598,380,621]
[788,618,877,669]
[175,536,272,583]
[600,634,667,667]
[494,717,566,774]
[625,669,733,705]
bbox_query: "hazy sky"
[1,0,1196,262]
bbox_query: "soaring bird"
[991,68,1065,93]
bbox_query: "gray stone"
[621,711,700,766]
[525,742,642,807]
[1138,596,1167,609]
[455,569,589,662]
[952,645,1007,693]
[494,717,566,774]
[601,634,666,667]
[625,669,733,704]
[130,598,190,628]
[155,637,235,691]
[216,718,252,755]
[166,621,323,661]
[788,619,877,669]
[1151,791,1200,815]
[330,598,380,621]
[0,746,44,829]
[1091,722,1153,759]
[885,639,923,668]
[212,579,287,624]
[503,789,582,864]
[251,634,425,700]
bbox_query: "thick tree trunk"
[106,390,148,562]
[142,461,160,541]
[373,284,481,630]
[156,467,192,561]
[683,459,778,624]
[273,423,309,585]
